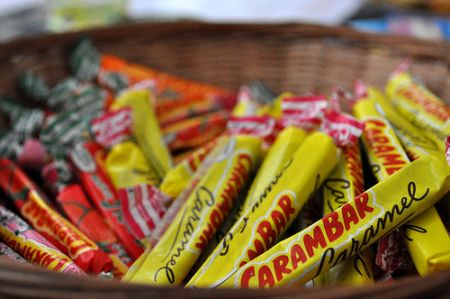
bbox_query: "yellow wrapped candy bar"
[241,126,307,211]
[160,137,221,198]
[123,135,262,285]
[188,132,338,288]
[386,70,449,151]
[316,143,374,286]
[353,93,410,180]
[371,87,442,160]
[218,155,450,288]
[105,141,160,189]
[111,90,172,182]
[354,86,450,277]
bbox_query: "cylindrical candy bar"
[160,137,220,199]
[187,132,338,288]
[241,126,307,213]
[56,183,132,277]
[105,141,161,189]
[123,135,262,286]
[0,205,83,274]
[316,143,374,286]
[217,155,450,288]
[162,111,228,151]
[0,159,111,274]
[0,241,30,264]
[110,90,173,182]
[386,67,449,151]
[353,85,450,276]
[70,141,144,260]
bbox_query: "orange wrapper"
[0,159,111,274]
[70,40,235,126]
[162,111,228,152]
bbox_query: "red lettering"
[240,266,255,288]
[354,193,374,219]
[258,265,275,288]
[379,153,407,167]
[278,195,295,222]
[257,221,277,249]
[386,166,403,175]
[273,255,291,281]
[323,211,344,243]
[373,145,395,154]
[341,204,359,230]
[303,226,327,257]
[271,210,286,235]
[290,244,307,269]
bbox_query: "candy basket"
[0,22,449,298]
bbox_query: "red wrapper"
[281,95,328,130]
[118,184,169,240]
[57,184,132,277]
[70,141,144,259]
[226,115,282,147]
[0,159,111,274]
[90,108,133,148]
[162,111,228,151]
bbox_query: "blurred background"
[0,0,449,42]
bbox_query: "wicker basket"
[0,22,449,298]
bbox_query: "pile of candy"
[0,40,448,288]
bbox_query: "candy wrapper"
[118,183,170,241]
[0,205,83,274]
[146,138,230,250]
[90,108,133,149]
[70,141,144,260]
[281,95,328,131]
[69,39,235,125]
[105,141,161,189]
[160,137,220,199]
[371,87,442,160]
[111,90,172,182]
[0,241,30,264]
[217,155,450,288]
[0,159,112,274]
[241,126,307,212]
[123,135,262,285]
[353,82,450,276]
[162,111,228,151]
[42,159,131,278]
[386,64,450,151]
[315,142,374,286]
[187,132,338,288]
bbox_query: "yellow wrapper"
[386,71,449,151]
[160,138,221,198]
[188,132,338,288]
[242,126,307,211]
[123,135,262,285]
[111,90,172,182]
[218,155,450,288]
[353,95,410,181]
[257,92,291,118]
[105,141,160,189]
[354,89,450,277]
[370,87,442,160]
[316,143,374,286]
